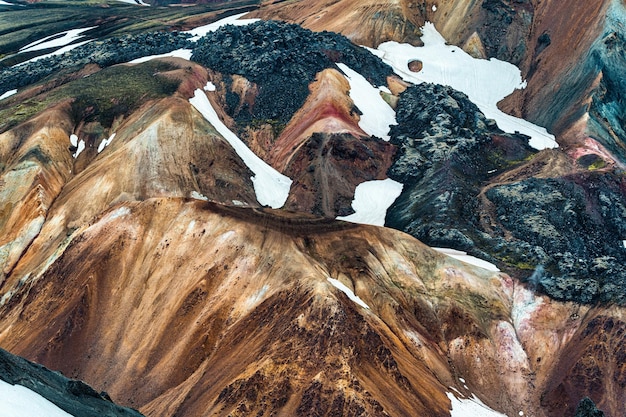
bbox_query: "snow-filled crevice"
[327,277,370,309]
[336,63,396,141]
[189,89,292,209]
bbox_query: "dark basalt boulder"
[0,348,144,417]
[191,20,394,125]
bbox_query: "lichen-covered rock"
[574,397,605,417]
[386,83,626,306]
[191,20,393,125]
[386,82,534,253]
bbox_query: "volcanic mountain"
[0,1,625,417]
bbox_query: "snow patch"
[72,139,85,158]
[623,240,626,248]
[115,0,150,5]
[190,191,208,201]
[0,1,15,5]
[69,134,78,147]
[245,284,270,308]
[337,178,403,226]
[0,89,17,100]
[374,22,558,150]
[18,40,93,65]
[216,230,235,244]
[327,277,369,309]
[446,392,507,417]
[185,13,259,42]
[432,4,437,11]
[189,89,292,208]
[128,48,192,63]
[433,247,500,272]
[204,82,216,92]
[0,380,73,417]
[97,133,116,153]
[337,63,396,141]
[20,26,96,53]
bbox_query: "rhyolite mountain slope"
[0,1,625,417]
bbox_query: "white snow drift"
[19,27,96,54]
[185,12,260,42]
[337,179,403,227]
[447,392,508,417]
[433,247,500,272]
[327,277,370,309]
[0,89,17,100]
[373,22,558,150]
[128,49,192,64]
[337,63,396,141]
[189,89,292,209]
[0,380,74,417]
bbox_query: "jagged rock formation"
[192,20,393,126]
[0,348,144,417]
[575,397,605,417]
[386,83,626,305]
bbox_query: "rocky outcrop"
[575,397,605,417]
[191,20,393,127]
[485,173,626,304]
[0,348,144,417]
[385,83,626,306]
[0,31,193,98]
[385,83,533,254]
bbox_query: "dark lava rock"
[386,83,626,306]
[191,20,394,125]
[0,31,193,94]
[386,83,534,254]
[486,173,626,304]
[574,397,605,417]
[0,347,144,417]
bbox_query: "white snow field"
[128,49,192,63]
[337,63,396,141]
[327,277,370,309]
[115,0,150,5]
[447,392,508,417]
[373,22,558,150]
[189,89,292,209]
[17,40,93,66]
[184,12,260,42]
[337,179,403,227]
[433,247,500,272]
[0,379,74,417]
[19,27,96,53]
[0,89,17,100]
